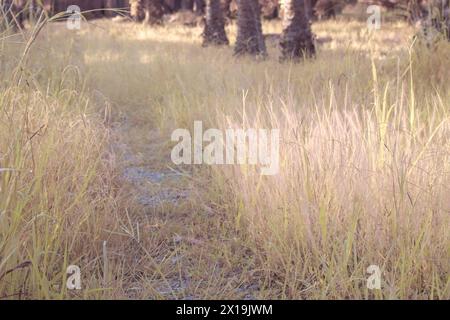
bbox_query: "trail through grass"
[0,18,449,299]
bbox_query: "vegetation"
[0,2,449,300]
[280,0,315,60]
[202,0,229,46]
[234,0,267,56]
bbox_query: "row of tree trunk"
[130,0,165,24]
[2,0,448,58]
[202,0,449,60]
[3,1,448,21]
[203,0,315,60]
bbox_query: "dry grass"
[0,17,449,299]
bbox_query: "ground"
[0,18,449,299]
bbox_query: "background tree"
[131,0,165,24]
[193,0,205,14]
[202,0,229,46]
[143,0,165,24]
[180,0,193,10]
[280,0,315,61]
[130,0,145,21]
[104,0,121,17]
[234,0,266,56]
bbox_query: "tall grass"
[0,18,140,299]
[206,41,449,299]
[210,62,449,299]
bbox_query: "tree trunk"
[193,0,205,15]
[280,0,315,61]
[234,0,266,57]
[104,0,118,17]
[131,0,164,24]
[130,0,145,21]
[143,0,164,24]
[202,0,229,46]
[181,0,193,10]
[172,0,182,11]
[222,0,232,18]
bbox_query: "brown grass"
[0,17,448,299]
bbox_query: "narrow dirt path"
[111,118,259,299]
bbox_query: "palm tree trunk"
[143,0,164,24]
[280,0,315,61]
[234,0,267,57]
[193,0,205,15]
[131,0,164,24]
[202,0,229,46]
[104,0,118,17]
[181,0,194,10]
[130,0,145,21]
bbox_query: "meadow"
[0,17,449,299]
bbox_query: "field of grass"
[0,17,449,299]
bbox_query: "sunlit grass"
[1,17,449,299]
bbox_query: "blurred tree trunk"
[429,0,450,40]
[280,0,315,61]
[104,0,119,17]
[130,0,145,20]
[172,0,182,11]
[143,0,164,24]
[202,0,229,46]
[234,0,266,57]
[305,0,315,20]
[131,0,164,23]
[193,0,205,14]
[181,0,193,10]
